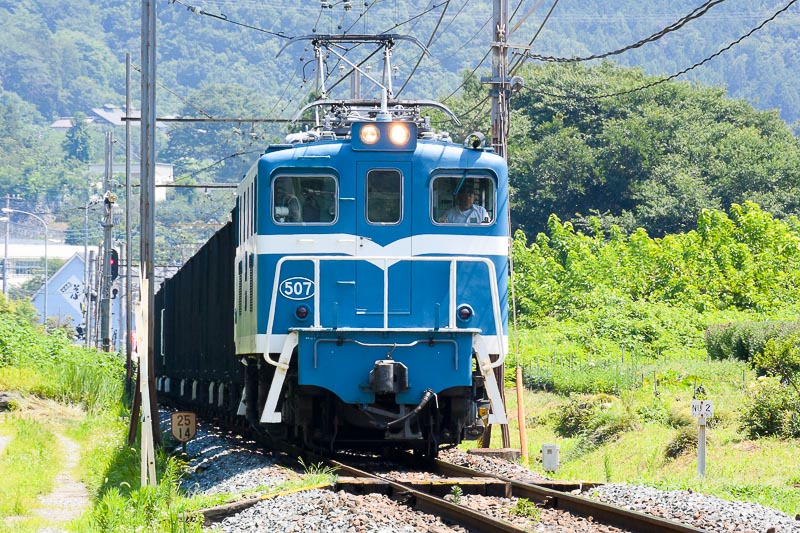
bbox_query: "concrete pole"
[125,52,134,391]
[141,0,161,456]
[481,0,512,450]
[87,250,95,348]
[100,132,114,352]
[83,201,90,348]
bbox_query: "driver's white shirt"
[443,204,489,224]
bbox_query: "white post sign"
[690,399,713,476]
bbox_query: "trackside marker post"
[171,411,197,454]
[691,399,714,477]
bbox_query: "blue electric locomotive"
[156,35,508,457]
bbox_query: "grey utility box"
[542,444,560,471]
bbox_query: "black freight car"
[154,222,241,413]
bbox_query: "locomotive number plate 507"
[280,277,315,300]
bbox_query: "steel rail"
[433,459,709,533]
[326,458,527,533]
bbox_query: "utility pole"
[100,132,116,352]
[125,52,135,394]
[87,250,96,348]
[480,0,512,450]
[488,0,510,159]
[133,0,159,486]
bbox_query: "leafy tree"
[62,113,92,162]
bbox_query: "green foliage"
[510,62,800,237]
[509,498,541,521]
[449,485,463,504]
[61,114,92,162]
[553,394,636,443]
[513,203,800,327]
[0,418,59,518]
[603,453,613,482]
[296,457,338,487]
[753,336,800,390]
[90,456,204,533]
[705,320,800,362]
[739,377,800,439]
[664,426,698,460]
[0,293,124,411]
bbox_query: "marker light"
[360,124,380,145]
[457,304,474,321]
[388,123,410,145]
[295,305,310,320]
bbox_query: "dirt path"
[32,433,91,527]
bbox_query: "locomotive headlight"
[388,123,410,145]
[457,304,474,322]
[360,124,380,145]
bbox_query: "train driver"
[440,185,488,224]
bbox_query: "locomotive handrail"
[266,255,506,370]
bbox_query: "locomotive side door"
[355,163,412,318]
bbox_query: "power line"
[379,1,450,32]
[522,0,729,64]
[442,49,490,103]
[168,0,291,39]
[525,0,799,100]
[509,0,561,75]
[396,0,450,97]
[130,63,214,119]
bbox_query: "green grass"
[0,417,61,520]
[488,355,800,516]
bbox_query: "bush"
[664,426,698,459]
[666,403,694,428]
[739,377,800,438]
[554,394,617,437]
[705,320,800,362]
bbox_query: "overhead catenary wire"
[526,0,798,100]
[522,0,729,64]
[395,0,450,97]
[441,48,491,103]
[130,64,214,119]
[379,0,450,32]
[168,0,291,39]
[509,0,561,75]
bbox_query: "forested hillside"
[1,0,799,263]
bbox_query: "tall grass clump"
[90,455,205,533]
[0,296,124,412]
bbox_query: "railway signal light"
[110,249,119,281]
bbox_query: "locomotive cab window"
[432,176,495,225]
[366,169,402,224]
[272,175,337,224]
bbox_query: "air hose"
[386,389,435,429]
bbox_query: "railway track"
[194,422,708,533]
[321,453,708,533]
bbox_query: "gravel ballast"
[167,414,800,532]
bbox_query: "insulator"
[320,0,330,8]
[344,0,352,10]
